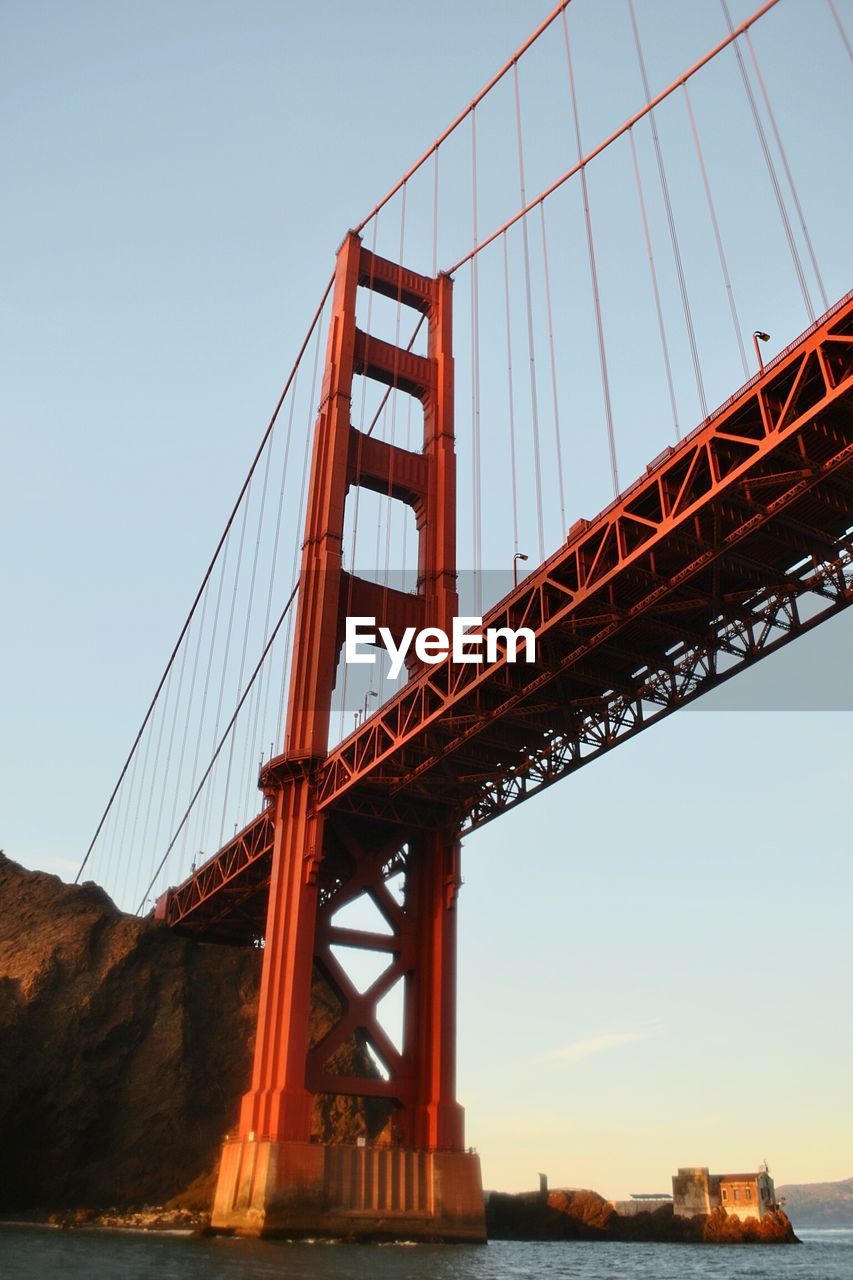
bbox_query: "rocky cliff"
[0,854,384,1212]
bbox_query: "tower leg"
[212,807,483,1239]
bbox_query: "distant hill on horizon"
[777,1177,853,1226]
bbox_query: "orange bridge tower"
[211,232,485,1241]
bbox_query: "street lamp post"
[362,689,378,719]
[513,552,529,588]
[753,330,771,373]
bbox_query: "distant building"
[672,1165,777,1221]
[609,1192,673,1217]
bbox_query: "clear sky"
[2,0,851,1199]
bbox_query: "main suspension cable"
[444,0,782,275]
[353,0,576,236]
[75,274,334,884]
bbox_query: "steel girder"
[160,291,853,941]
[315,291,853,813]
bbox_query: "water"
[0,1226,850,1280]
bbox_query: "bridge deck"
[157,291,853,942]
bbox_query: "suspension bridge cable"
[352,0,576,237]
[629,0,708,422]
[471,107,484,609]
[743,28,829,312]
[562,7,620,498]
[219,410,277,844]
[628,126,680,439]
[513,61,546,560]
[117,649,159,906]
[165,585,210,879]
[338,221,379,739]
[384,185,408,599]
[183,527,232,871]
[244,362,301,816]
[74,274,334,884]
[719,0,814,323]
[539,202,567,535]
[136,582,300,914]
[444,0,782,274]
[133,663,175,911]
[826,0,853,62]
[200,490,252,850]
[150,611,191,877]
[502,233,521,560]
[279,309,327,752]
[682,81,749,380]
[432,147,440,278]
[108,707,142,893]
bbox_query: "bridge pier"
[212,1139,483,1241]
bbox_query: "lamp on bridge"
[513,551,529,588]
[753,330,771,373]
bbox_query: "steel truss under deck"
[158,290,853,943]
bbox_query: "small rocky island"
[0,854,798,1243]
[487,1188,798,1244]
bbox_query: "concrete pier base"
[211,1138,485,1241]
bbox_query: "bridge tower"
[211,232,485,1240]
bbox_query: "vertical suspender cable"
[338,223,379,738]
[203,490,251,849]
[150,616,191,880]
[562,9,620,497]
[382,188,407,647]
[118,688,158,907]
[243,366,301,817]
[628,127,680,439]
[168,587,210,872]
[136,582,300,915]
[132,664,175,910]
[719,0,815,323]
[432,147,440,279]
[744,29,829,312]
[628,0,708,421]
[513,61,546,559]
[682,82,749,379]
[471,108,483,611]
[218,414,275,843]
[502,233,521,561]
[111,723,142,900]
[539,202,567,534]
[826,0,853,62]
[186,530,232,863]
[279,307,326,749]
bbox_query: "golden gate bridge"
[75,0,851,1239]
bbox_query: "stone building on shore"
[673,1164,777,1222]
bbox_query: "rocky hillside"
[0,854,384,1212]
[777,1177,853,1226]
